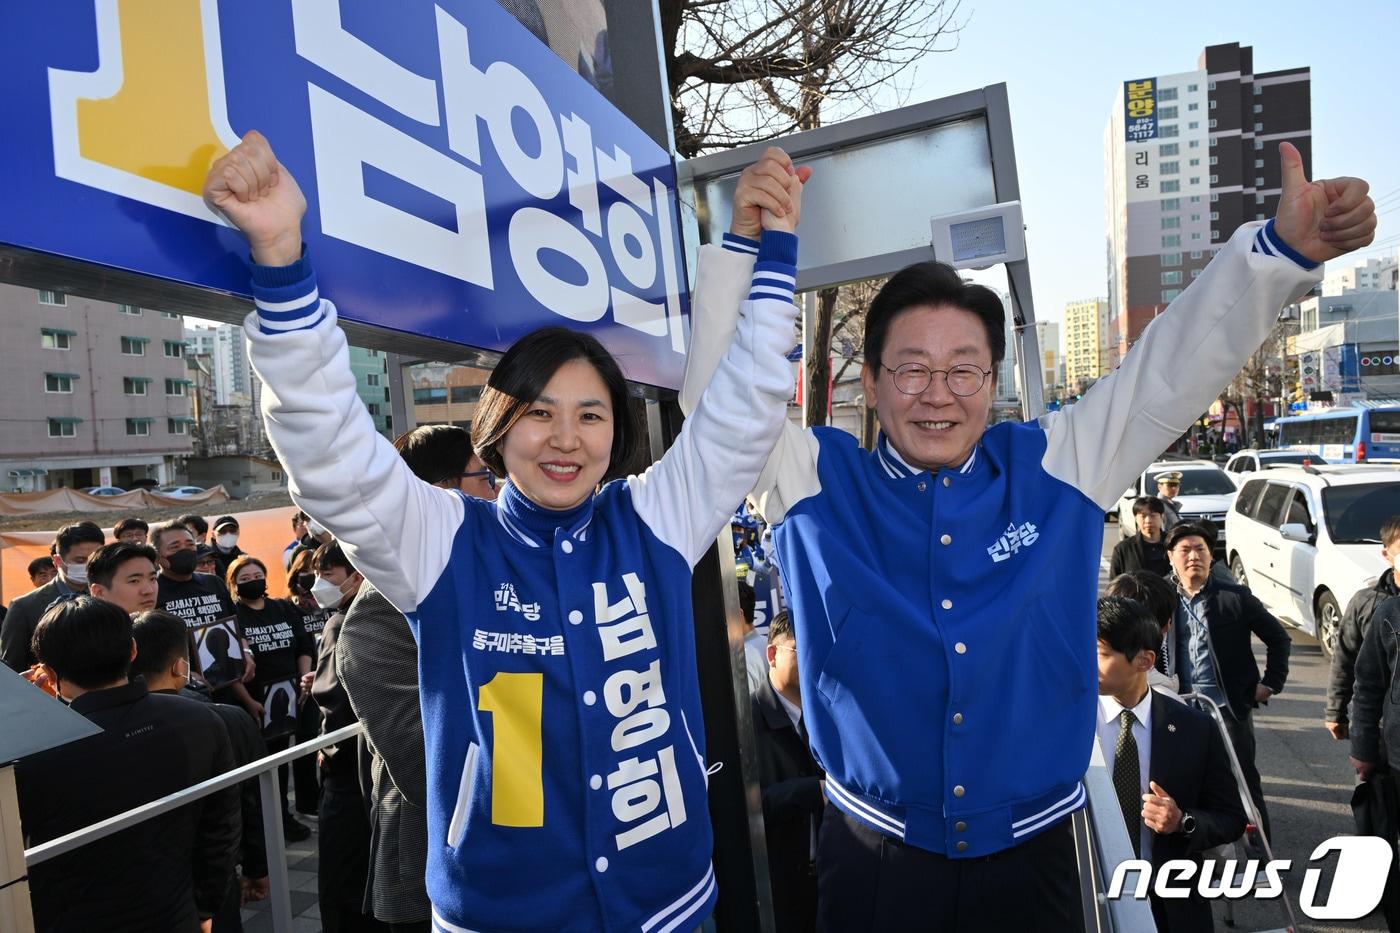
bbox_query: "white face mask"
[62,559,88,586]
[216,533,239,550]
[311,575,346,609]
[307,519,327,538]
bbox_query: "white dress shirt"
[1096,688,1154,860]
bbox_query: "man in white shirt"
[1096,597,1245,933]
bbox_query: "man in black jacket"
[1351,593,1400,780]
[750,610,823,933]
[1,522,104,672]
[1326,515,1400,740]
[16,597,240,932]
[1096,597,1245,933]
[132,608,272,929]
[1167,522,1290,843]
[1110,496,1172,578]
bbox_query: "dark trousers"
[1222,707,1271,844]
[211,874,243,932]
[293,701,322,814]
[816,803,1085,933]
[319,784,389,932]
[388,924,430,933]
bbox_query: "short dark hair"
[292,510,309,529]
[1165,521,1216,552]
[149,520,194,552]
[54,521,105,559]
[113,517,149,538]
[768,609,794,645]
[87,541,159,589]
[393,424,474,485]
[28,556,54,579]
[130,611,189,682]
[736,581,755,627]
[31,596,132,689]
[472,327,640,483]
[863,261,1007,374]
[1096,596,1161,663]
[177,514,208,537]
[312,540,355,576]
[1131,496,1166,518]
[1382,516,1400,549]
[1105,572,1175,633]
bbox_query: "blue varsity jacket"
[679,220,1321,859]
[244,233,798,931]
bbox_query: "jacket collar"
[70,678,149,716]
[874,432,979,480]
[753,676,796,732]
[494,480,595,549]
[1380,568,1398,596]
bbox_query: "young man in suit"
[1097,597,1246,933]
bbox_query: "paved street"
[1099,523,1388,933]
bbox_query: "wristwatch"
[1179,811,1196,836]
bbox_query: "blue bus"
[1274,405,1400,462]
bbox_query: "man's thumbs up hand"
[1272,141,1375,265]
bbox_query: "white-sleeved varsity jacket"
[679,220,1320,859]
[244,232,798,932]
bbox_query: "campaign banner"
[2,0,690,388]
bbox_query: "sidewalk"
[240,814,323,933]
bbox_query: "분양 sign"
[1124,78,1157,143]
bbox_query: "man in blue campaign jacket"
[681,143,1377,928]
[209,133,805,932]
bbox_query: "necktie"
[1113,709,1142,857]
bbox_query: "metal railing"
[1076,740,1160,932]
[19,722,362,932]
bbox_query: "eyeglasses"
[449,470,497,490]
[883,363,992,397]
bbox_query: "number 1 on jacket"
[478,672,544,827]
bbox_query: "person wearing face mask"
[283,546,330,818]
[228,554,316,843]
[2,521,105,672]
[210,516,245,580]
[1327,515,1400,742]
[211,130,802,932]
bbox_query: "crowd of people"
[0,123,1384,933]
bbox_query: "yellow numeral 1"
[477,672,544,827]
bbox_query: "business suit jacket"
[337,581,431,924]
[1145,689,1247,933]
[1,579,76,672]
[751,677,823,933]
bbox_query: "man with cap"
[1155,472,1184,531]
[210,516,244,580]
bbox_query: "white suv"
[1116,460,1237,548]
[1223,449,1329,484]
[1224,465,1400,656]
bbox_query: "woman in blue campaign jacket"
[206,133,808,932]
[679,142,1376,929]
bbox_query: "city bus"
[1274,405,1400,462]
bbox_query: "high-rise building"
[1063,298,1110,391]
[1105,42,1310,366]
[348,346,393,436]
[0,285,194,490]
[185,323,255,406]
[1033,321,1061,398]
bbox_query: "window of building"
[117,304,142,315]
[38,290,66,306]
[1210,211,1220,220]
[1191,269,1203,279]
[1188,121,1199,130]
[1188,158,1200,167]
[165,378,187,396]
[1209,99,1217,109]
[1160,180,1180,193]
[1257,176,1267,187]
[367,403,381,416]
[1255,192,1266,205]
[1208,175,1218,184]
[1188,140,1200,149]
[1161,197,1180,210]
[1254,158,1265,169]
[1162,253,1181,266]
[163,340,183,358]
[167,418,189,435]
[1188,102,1199,111]
[1161,216,1181,229]
[1161,234,1181,247]
[1254,139,1264,151]
[48,418,77,438]
[1210,230,1221,240]
[366,373,380,387]
[123,376,149,396]
[1209,155,1218,165]
[1191,195,1202,203]
[1160,161,1179,175]
[161,311,180,319]
[1254,122,1264,132]
[1210,193,1220,202]
[41,328,72,350]
[1253,103,1263,114]
[1188,83,1198,92]
[1158,87,1178,101]
[120,336,146,356]
[1190,250,1203,259]
[1159,124,1178,138]
[413,387,448,405]
[1256,212,1267,221]
[1190,177,1201,185]
[1159,106,1178,119]
[1159,143,1179,156]
[1190,213,1201,222]
[451,384,484,404]
[1161,271,1182,285]
[1192,232,1203,240]
[44,373,74,393]
[1208,81,1217,90]
[1161,288,1182,302]
[125,418,151,437]
[1208,119,1217,129]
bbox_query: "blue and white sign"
[1124,78,1157,143]
[2,0,690,388]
